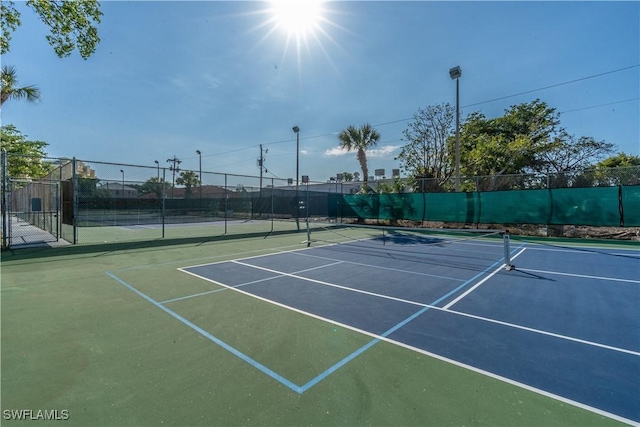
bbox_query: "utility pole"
[166,156,181,198]
[257,144,268,196]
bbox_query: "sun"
[270,0,324,37]
[247,0,343,73]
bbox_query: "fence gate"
[4,179,61,248]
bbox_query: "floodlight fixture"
[449,66,462,80]
[449,65,462,192]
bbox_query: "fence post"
[162,168,166,238]
[224,174,228,234]
[72,157,78,244]
[1,149,7,250]
[270,178,274,233]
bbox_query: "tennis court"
[2,221,639,426]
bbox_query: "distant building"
[137,185,240,199]
[43,158,96,180]
[98,182,138,198]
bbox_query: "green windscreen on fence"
[548,186,621,226]
[425,192,478,223]
[336,185,640,227]
[478,189,550,225]
[621,186,640,226]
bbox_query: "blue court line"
[163,261,344,304]
[106,242,526,394]
[295,242,526,392]
[105,271,302,393]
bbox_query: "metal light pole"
[449,66,462,192]
[196,150,202,200]
[120,169,125,197]
[154,160,159,180]
[292,126,300,189]
[292,126,300,229]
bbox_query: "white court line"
[443,248,528,310]
[230,257,639,356]
[289,250,466,282]
[179,264,640,358]
[444,307,640,357]
[523,245,640,255]
[172,267,640,425]
[115,241,314,271]
[160,261,344,304]
[231,260,429,308]
[519,268,640,284]
[181,241,324,270]
[380,337,639,426]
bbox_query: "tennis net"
[304,221,515,270]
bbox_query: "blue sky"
[3,0,639,185]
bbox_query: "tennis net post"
[502,230,514,271]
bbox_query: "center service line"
[443,247,527,310]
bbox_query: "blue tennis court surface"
[174,235,639,423]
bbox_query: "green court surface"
[0,225,630,426]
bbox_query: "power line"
[265,65,640,144]
[179,65,639,162]
[462,64,639,108]
[559,97,639,114]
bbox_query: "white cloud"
[324,146,350,156]
[324,145,400,157]
[367,145,401,157]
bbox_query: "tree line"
[339,101,639,193]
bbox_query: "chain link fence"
[1,152,639,249]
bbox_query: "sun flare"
[249,0,343,74]
[270,0,324,36]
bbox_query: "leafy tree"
[139,177,168,199]
[1,0,102,59]
[77,176,100,196]
[458,100,563,190]
[338,123,380,193]
[1,124,53,178]
[0,3,20,54]
[460,100,560,178]
[540,132,616,188]
[597,152,640,168]
[341,171,353,182]
[539,132,615,173]
[375,177,405,194]
[396,103,454,192]
[176,170,199,198]
[594,152,640,186]
[1,65,41,106]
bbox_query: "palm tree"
[338,123,380,192]
[1,65,41,106]
[176,170,200,199]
